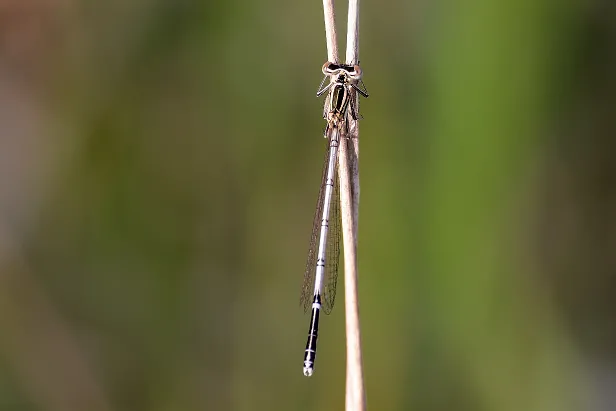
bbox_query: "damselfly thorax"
[317,62,369,136]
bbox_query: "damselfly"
[300,61,368,377]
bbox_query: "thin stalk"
[342,0,365,407]
[322,0,339,63]
[338,131,364,411]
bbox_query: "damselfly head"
[321,61,362,80]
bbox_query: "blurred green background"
[0,0,615,410]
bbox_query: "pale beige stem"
[342,0,365,408]
[322,0,339,63]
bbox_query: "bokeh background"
[0,0,615,410]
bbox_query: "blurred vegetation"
[0,0,615,410]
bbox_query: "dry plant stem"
[339,129,365,411]
[343,0,365,409]
[345,0,360,65]
[322,0,339,63]
[343,0,362,236]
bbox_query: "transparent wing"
[300,138,331,313]
[321,151,340,314]
[350,87,365,121]
[322,91,330,120]
[349,80,368,121]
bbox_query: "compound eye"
[322,61,342,75]
[349,65,363,79]
[322,61,334,74]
